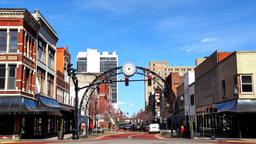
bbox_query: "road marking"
[128,133,144,139]
[155,134,167,140]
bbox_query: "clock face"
[122,63,136,76]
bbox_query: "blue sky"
[2,0,256,116]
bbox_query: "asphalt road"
[1,131,256,144]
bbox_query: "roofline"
[32,9,58,39]
[0,8,40,30]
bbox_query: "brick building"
[0,8,73,138]
[195,50,256,138]
[56,47,74,134]
[0,8,40,138]
[163,72,184,116]
[98,84,111,128]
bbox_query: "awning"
[216,99,256,113]
[37,95,60,108]
[0,96,38,113]
[60,103,74,112]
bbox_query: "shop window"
[7,65,16,89]
[241,75,253,93]
[0,65,5,89]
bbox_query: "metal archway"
[79,65,171,113]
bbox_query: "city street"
[2,131,256,144]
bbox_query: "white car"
[149,123,160,133]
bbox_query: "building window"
[26,36,30,56]
[0,65,5,89]
[241,75,253,93]
[9,30,18,53]
[25,69,30,92]
[37,68,46,94]
[0,29,7,53]
[47,74,54,97]
[7,65,16,89]
[38,39,46,63]
[222,80,226,98]
[48,47,55,69]
[190,94,194,106]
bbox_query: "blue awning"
[216,99,256,113]
[24,98,38,110]
[37,95,60,108]
[0,96,38,112]
[216,100,237,113]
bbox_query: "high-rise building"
[77,49,118,109]
[145,61,194,107]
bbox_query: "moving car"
[149,123,160,133]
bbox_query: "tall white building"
[184,71,195,118]
[77,49,119,109]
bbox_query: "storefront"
[0,95,74,139]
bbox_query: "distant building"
[161,72,184,117]
[183,71,196,133]
[98,84,111,128]
[145,61,194,107]
[77,49,118,109]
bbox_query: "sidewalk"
[159,134,256,143]
[46,133,73,140]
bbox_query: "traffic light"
[148,75,152,86]
[125,75,129,86]
[67,63,73,76]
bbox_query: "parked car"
[124,124,132,130]
[149,123,160,133]
[130,124,140,131]
[138,124,148,132]
[92,127,104,134]
[118,124,124,129]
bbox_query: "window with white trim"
[38,39,46,63]
[9,30,18,53]
[241,75,253,93]
[48,47,55,69]
[7,65,16,89]
[0,29,7,53]
[47,74,54,97]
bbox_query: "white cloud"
[119,101,127,105]
[118,101,134,107]
[200,38,219,43]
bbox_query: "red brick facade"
[0,9,39,99]
[56,47,71,104]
